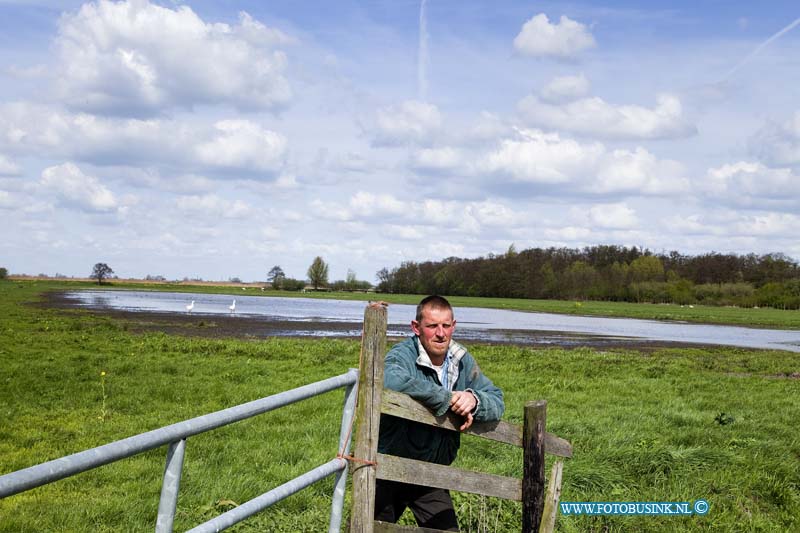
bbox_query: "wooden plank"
[522,400,546,533]
[380,389,573,458]
[376,453,522,502]
[539,460,563,533]
[543,432,572,459]
[374,521,452,533]
[381,389,520,446]
[350,303,388,533]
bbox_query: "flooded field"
[57,290,800,352]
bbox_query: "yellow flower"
[100,371,106,376]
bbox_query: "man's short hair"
[415,295,454,322]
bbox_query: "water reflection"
[65,290,800,352]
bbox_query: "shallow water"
[65,290,800,352]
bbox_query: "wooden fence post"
[349,302,388,533]
[522,400,547,533]
[539,460,564,533]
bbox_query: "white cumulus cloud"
[480,129,686,197]
[704,161,800,209]
[588,203,639,229]
[39,162,118,212]
[749,111,800,168]
[514,14,596,59]
[388,224,424,241]
[0,103,168,158]
[663,214,725,236]
[543,226,592,241]
[595,147,688,195]
[309,193,529,239]
[0,154,20,176]
[468,201,521,227]
[733,213,800,237]
[411,147,464,172]
[0,104,288,177]
[540,74,590,103]
[481,128,604,184]
[176,194,251,219]
[370,100,442,146]
[518,93,697,140]
[195,120,287,172]
[349,191,407,217]
[0,190,18,209]
[55,1,292,116]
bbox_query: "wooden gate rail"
[350,303,573,533]
[381,389,573,457]
[376,453,522,501]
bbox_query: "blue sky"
[1,1,799,282]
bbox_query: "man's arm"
[384,344,452,416]
[462,355,504,422]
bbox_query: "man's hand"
[450,391,477,431]
[459,412,474,431]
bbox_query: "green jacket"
[378,336,505,465]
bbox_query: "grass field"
[1,280,799,531]
[21,277,800,330]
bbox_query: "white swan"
[229,299,236,314]
[186,300,195,313]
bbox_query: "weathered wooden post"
[539,460,564,533]
[522,400,547,533]
[349,302,388,533]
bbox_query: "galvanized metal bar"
[0,369,359,499]
[155,438,186,533]
[328,371,359,533]
[186,458,347,533]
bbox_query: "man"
[375,295,505,531]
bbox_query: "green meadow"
[1,280,799,531]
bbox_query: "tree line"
[375,245,800,310]
[267,258,371,292]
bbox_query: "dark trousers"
[374,479,459,531]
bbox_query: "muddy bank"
[41,290,715,351]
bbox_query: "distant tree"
[667,278,695,305]
[267,265,286,289]
[630,255,665,282]
[539,262,558,298]
[307,256,329,290]
[91,263,114,285]
[564,260,598,300]
[0,267,7,280]
[345,269,357,290]
[281,278,306,291]
[390,261,422,294]
[376,267,393,292]
[433,264,464,295]
[331,270,373,291]
[603,261,630,300]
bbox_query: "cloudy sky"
[1,1,799,283]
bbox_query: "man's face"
[411,305,456,362]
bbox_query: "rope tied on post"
[335,404,378,467]
[336,453,378,467]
